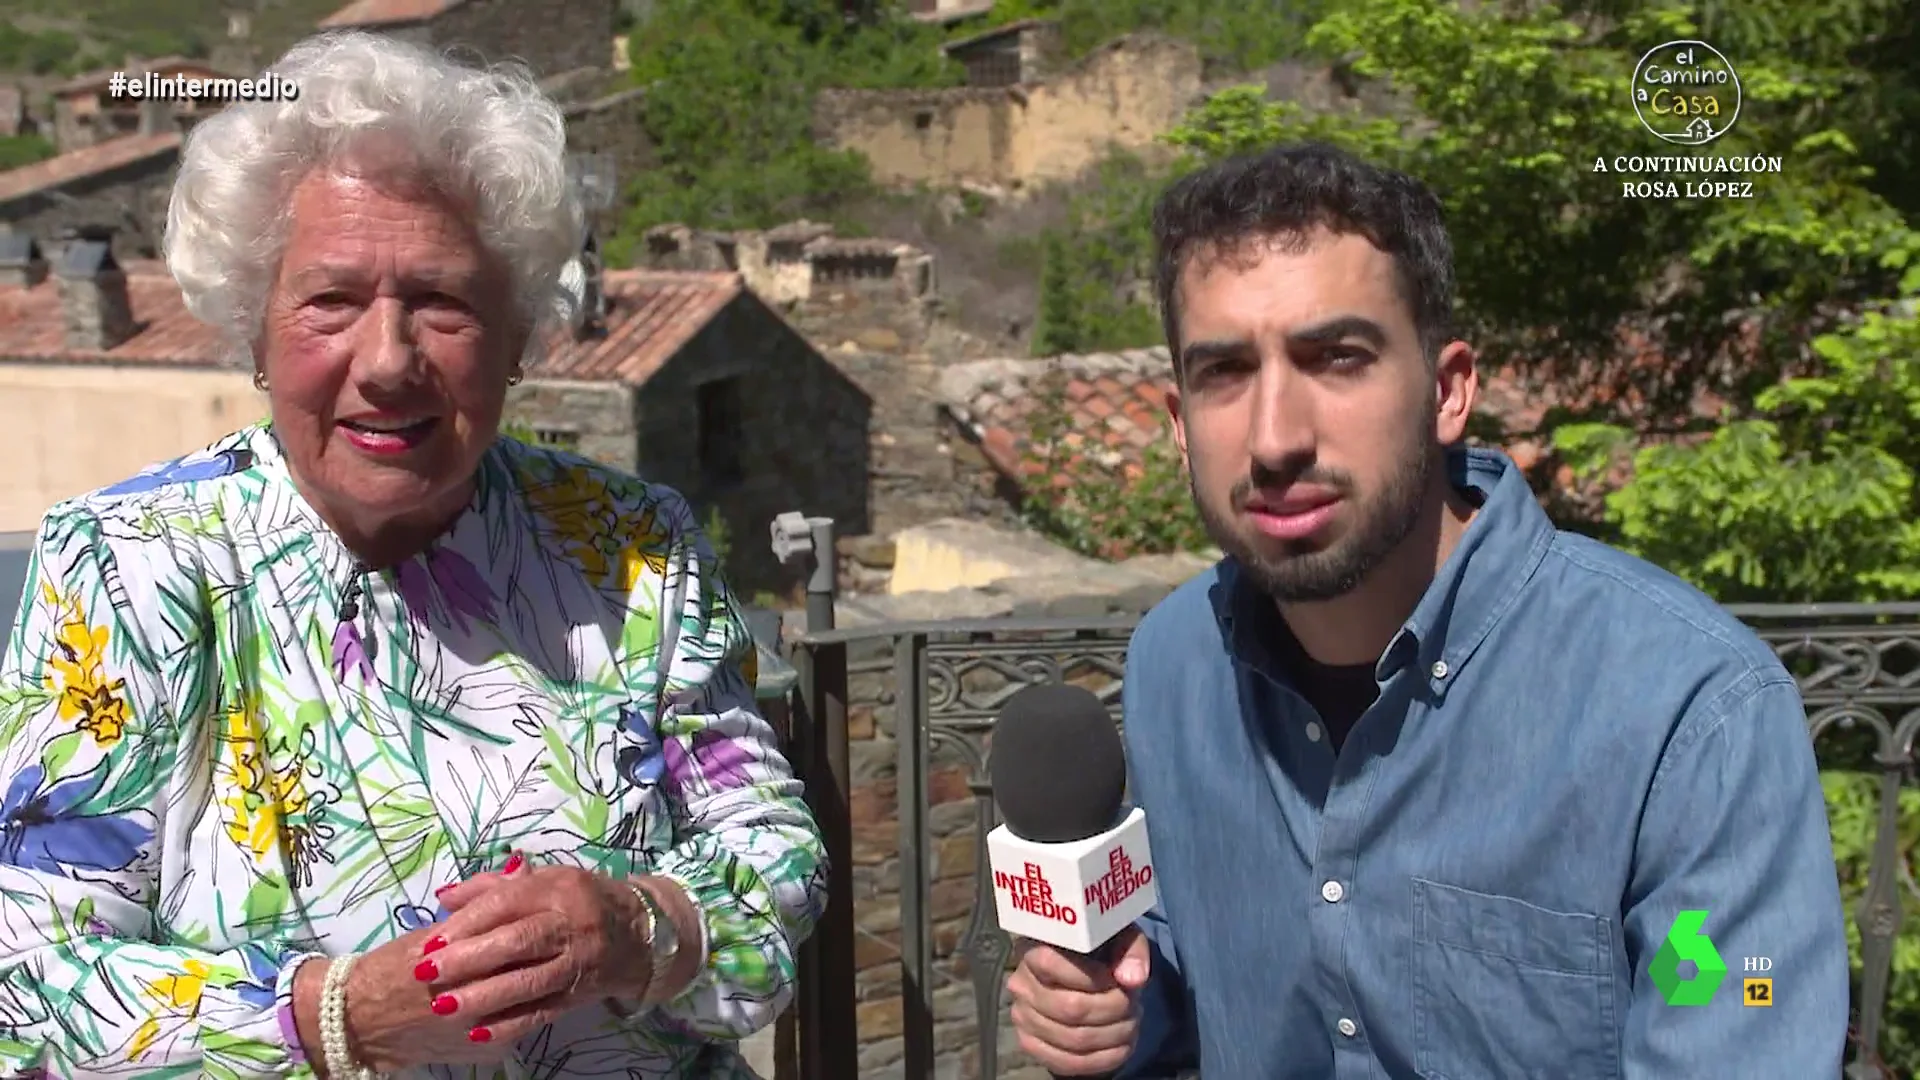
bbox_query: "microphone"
[986,683,1157,956]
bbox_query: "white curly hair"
[164,30,584,369]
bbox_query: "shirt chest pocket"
[1412,877,1621,1080]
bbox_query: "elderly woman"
[0,30,824,1080]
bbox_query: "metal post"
[772,513,854,1080]
[774,512,837,635]
[805,516,836,633]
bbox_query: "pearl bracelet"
[319,953,379,1079]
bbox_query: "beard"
[1192,436,1433,603]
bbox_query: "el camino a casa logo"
[1631,40,1741,145]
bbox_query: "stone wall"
[0,151,178,260]
[422,0,619,78]
[813,34,1203,193]
[802,549,1215,1078]
[640,222,939,353]
[503,377,637,472]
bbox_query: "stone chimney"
[0,231,48,288]
[54,227,136,350]
[577,230,607,339]
[136,97,172,136]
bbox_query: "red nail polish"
[422,935,447,955]
[434,883,456,900]
[468,1026,492,1043]
[431,994,459,1016]
[501,852,524,874]
[414,959,439,982]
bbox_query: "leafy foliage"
[0,24,92,76]
[1824,770,1920,1075]
[1556,287,1920,602]
[1162,1,1914,419]
[1029,153,1163,357]
[0,0,344,74]
[0,135,56,171]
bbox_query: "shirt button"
[1337,1017,1358,1037]
[1431,660,1450,679]
[1305,722,1323,742]
[1321,880,1344,903]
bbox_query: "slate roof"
[0,133,182,206]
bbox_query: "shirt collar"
[1211,446,1555,697]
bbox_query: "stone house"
[814,32,1204,192]
[512,266,873,593]
[0,134,182,260]
[0,227,872,597]
[318,0,619,79]
[50,58,235,152]
[637,220,1028,545]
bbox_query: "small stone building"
[317,0,619,79]
[0,134,182,260]
[513,266,874,593]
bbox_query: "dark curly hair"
[1151,141,1456,371]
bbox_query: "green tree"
[1018,371,1209,559]
[1025,152,1163,356]
[1556,284,1920,603]
[607,0,960,258]
[0,135,56,170]
[1032,233,1085,357]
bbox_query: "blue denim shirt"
[1117,447,1849,1079]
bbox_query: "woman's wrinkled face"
[259,169,522,546]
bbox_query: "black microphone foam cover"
[988,683,1128,844]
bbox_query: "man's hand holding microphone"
[988,685,1159,1077]
[1007,924,1151,1075]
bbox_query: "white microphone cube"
[986,806,1157,954]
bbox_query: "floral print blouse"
[0,422,827,1078]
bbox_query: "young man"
[1003,143,1849,1077]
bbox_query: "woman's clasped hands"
[327,853,658,1072]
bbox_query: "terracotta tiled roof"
[936,346,1565,482]
[0,266,742,378]
[530,269,743,384]
[319,0,467,28]
[0,133,182,205]
[0,271,224,367]
[938,348,1175,480]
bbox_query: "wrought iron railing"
[775,603,1920,1080]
